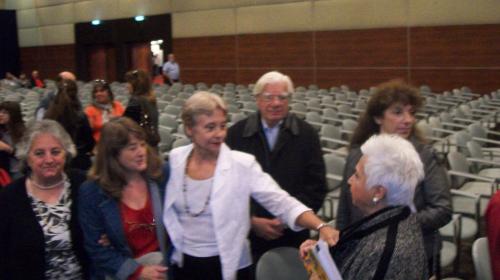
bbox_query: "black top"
[0,169,90,280]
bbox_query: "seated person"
[84,79,125,142]
[301,134,428,280]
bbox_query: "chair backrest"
[447,152,469,188]
[468,123,487,140]
[305,111,322,123]
[172,137,191,148]
[467,140,483,159]
[323,153,346,190]
[342,119,358,132]
[472,237,493,280]
[256,247,309,280]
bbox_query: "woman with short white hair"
[301,134,428,280]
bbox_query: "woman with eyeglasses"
[78,117,170,280]
[84,80,125,142]
[123,70,160,148]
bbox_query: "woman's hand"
[251,217,284,240]
[299,239,317,259]
[140,265,168,280]
[97,234,110,247]
[0,141,13,154]
[319,226,339,246]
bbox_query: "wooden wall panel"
[20,44,75,79]
[238,32,314,68]
[410,25,500,67]
[18,24,500,93]
[316,28,408,67]
[317,69,408,90]
[174,36,237,68]
[181,69,237,85]
[237,68,314,88]
[411,69,500,94]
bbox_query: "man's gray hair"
[253,71,294,96]
[16,120,76,170]
[361,134,424,211]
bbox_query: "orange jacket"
[84,101,125,142]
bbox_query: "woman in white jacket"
[163,91,337,280]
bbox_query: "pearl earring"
[372,197,379,204]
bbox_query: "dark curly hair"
[350,79,424,147]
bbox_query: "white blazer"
[163,143,310,280]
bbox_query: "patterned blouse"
[28,179,83,280]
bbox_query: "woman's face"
[27,133,66,182]
[0,109,10,125]
[348,156,374,213]
[118,134,148,174]
[186,108,227,158]
[375,103,416,139]
[94,88,111,104]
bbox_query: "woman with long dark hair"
[44,78,95,171]
[0,101,26,178]
[123,69,160,148]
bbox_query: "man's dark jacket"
[226,112,327,225]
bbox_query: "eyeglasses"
[259,93,290,102]
[94,79,108,86]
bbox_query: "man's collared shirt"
[261,119,283,150]
[162,61,180,80]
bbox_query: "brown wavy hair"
[124,69,156,105]
[0,101,25,144]
[350,79,424,147]
[44,78,82,136]
[88,117,163,199]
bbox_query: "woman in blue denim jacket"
[78,117,170,280]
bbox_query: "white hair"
[360,134,424,211]
[16,120,76,172]
[253,71,294,96]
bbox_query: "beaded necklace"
[182,152,213,217]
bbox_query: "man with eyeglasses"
[226,71,327,265]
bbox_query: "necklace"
[182,152,213,217]
[29,173,67,190]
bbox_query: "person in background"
[486,190,500,280]
[0,120,89,280]
[18,73,30,88]
[162,53,180,85]
[226,71,327,262]
[336,79,451,277]
[35,71,77,121]
[300,134,428,280]
[124,69,160,148]
[44,78,95,171]
[30,70,45,88]
[79,117,169,280]
[84,79,125,142]
[164,91,337,280]
[0,101,26,179]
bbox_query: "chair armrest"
[321,137,350,146]
[466,157,500,167]
[321,116,343,124]
[472,137,500,147]
[321,148,348,157]
[326,174,343,181]
[447,170,497,183]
